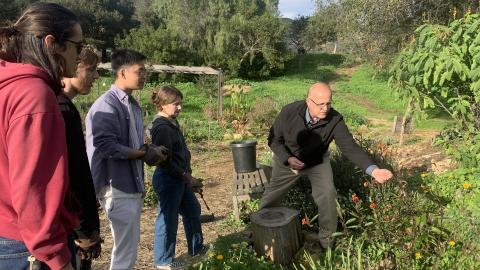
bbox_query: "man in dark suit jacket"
[261,82,393,248]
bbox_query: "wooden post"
[217,69,224,123]
[250,207,303,265]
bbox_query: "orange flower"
[369,202,377,209]
[301,217,310,225]
[351,193,360,203]
[463,183,472,189]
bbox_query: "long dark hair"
[0,2,79,93]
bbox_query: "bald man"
[260,82,393,248]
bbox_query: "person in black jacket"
[59,45,102,269]
[261,82,393,248]
[150,85,205,270]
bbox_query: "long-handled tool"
[192,178,214,223]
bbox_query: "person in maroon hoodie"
[0,3,83,270]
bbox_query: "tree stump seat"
[251,207,303,265]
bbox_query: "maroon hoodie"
[0,60,78,269]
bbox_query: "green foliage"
[314,0,474,66]
[285,16,309,54]
[116,0,289,79]
[390,14,480,166]
[303,4,337,52]
[143,166,158,207]
[190,132,478,269]
[179,118,224,143]
[434,127,480,167]
[51,0,137,55]
[189,235,282,270]
[238,199,259,223]
[115,26,202,65]
[285,135,479,269]
[247,96,279,130]
[0,0,34,23]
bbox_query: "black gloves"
[190,177,204,194]
[74,230,102,260]
[140,144,169,166]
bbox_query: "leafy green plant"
[178,118,223,143]
[390,14,480,166]
[143,166,158,207]
[189,235,282,270]
[238,199,260,223]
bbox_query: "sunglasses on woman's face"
[65,39,84,55]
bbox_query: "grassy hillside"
[74,53,451,141]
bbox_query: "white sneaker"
[156,261,186,270]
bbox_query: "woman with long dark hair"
[0,2,84,270]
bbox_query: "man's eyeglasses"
[65,39,84,55]
[308,98,331,110]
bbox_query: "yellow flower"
[208,252,215,258]
[420,173,428,178]
[415,252,422,260]
[463,183,472,189]
[448,240,455,247]
[216,254,223,260]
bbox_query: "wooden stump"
[392,116,413,134]
[250,207,303,265]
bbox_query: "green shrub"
[189,235,282,270]
[178,118,223,143]
[434,127,480,168]
[143,166,158,207]
[282,134,480,269]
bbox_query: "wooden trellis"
[97,63,224,122]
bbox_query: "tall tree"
[313,0,478,66]
[51,0,137,59]
[0,0,37,25]
[118,0,287,78]
[286,16,309,54]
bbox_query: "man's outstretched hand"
[371,168,393,184]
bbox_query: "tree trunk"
[399,97,413,146]
[250,207,303,265]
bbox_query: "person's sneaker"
[156,261,186,270]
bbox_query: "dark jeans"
[0,235,77,270]
[152,168,204,266]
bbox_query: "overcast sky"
[278,0,316,19]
